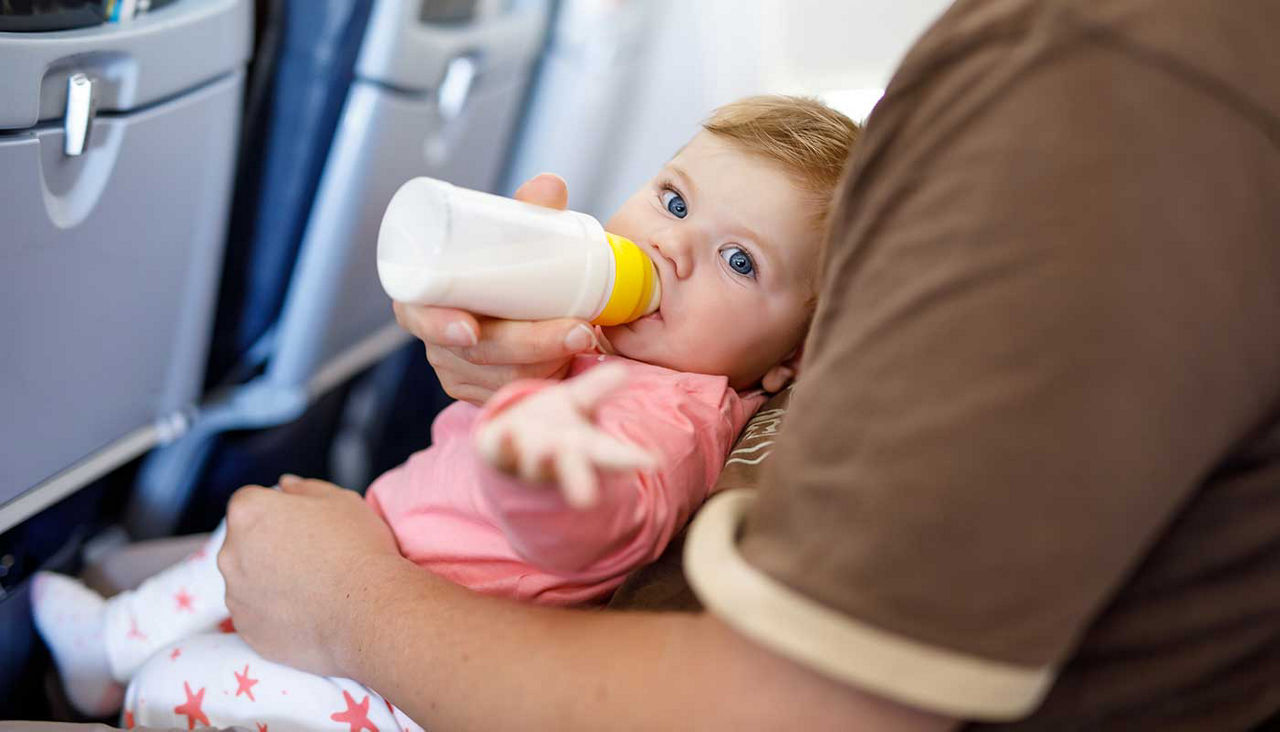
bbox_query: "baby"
[32,95,858,730]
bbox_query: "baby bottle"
[377,177,661,326]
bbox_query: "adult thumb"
[513,172,569,211]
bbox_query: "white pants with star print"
[103,523,423,731]
[125,632,424,732]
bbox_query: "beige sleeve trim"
[684,490,1056,721]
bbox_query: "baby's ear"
[761,346,803,393]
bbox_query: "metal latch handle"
[437,54,478,122]
[64,73,96,157]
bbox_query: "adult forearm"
[337,555,954,731]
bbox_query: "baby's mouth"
[592,325,618,355]
[641,243,668,323]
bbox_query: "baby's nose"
[651,232,696,279]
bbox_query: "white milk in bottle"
[377,178,660,325]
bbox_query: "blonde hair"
[702,95,861,231]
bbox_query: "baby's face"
[602,132,821,389]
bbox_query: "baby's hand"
[475,363,656,508]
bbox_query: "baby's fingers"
[555,451,599,508]
[565,363,630,413]
[476,423,518,474]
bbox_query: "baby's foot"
[30,572,124,717]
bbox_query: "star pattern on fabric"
[330,690,379,732]
[190,547,207,560]
[126,615,147,641]
[175,587,195,612]
[234,664,259,701]
[123,709,135,729]
[173,682,209,730]
[218,617,236,633]
[170,647,182,660]
[257,724,268,732]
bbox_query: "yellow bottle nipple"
[592,233,661,326]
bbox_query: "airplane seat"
[148,0,381,535]
[0,0,253,715]
[0,480,119,721]
[0,0,551,716]
[126,0,554,538]
[204,0,373,391]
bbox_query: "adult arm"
[392,173,602,405]
[218,478,954,731]
[683,2,1280,723]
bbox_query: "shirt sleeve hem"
[684,490,1056,721]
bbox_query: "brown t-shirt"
[680,0,1280,728]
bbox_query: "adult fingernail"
[445,321,478,347]
[564,324,595,352]
[279,473,300,483]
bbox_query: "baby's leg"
[126,632,424,732]
[32,521,230,716]
[100,520,232,681]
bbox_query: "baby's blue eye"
[720,246,756,278]
[660,189,687,219]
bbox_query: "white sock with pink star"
[101,522,231,683]
[30,572,125,717]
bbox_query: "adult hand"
[217,475,403,676]
[393,173,601,405]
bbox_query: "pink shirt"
[365,354,765,606]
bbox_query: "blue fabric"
[207,0,375,386]
[0,483,103,718]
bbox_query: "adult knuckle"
[424,346,446,368]
[458,345,493,366]
[226,486,269,525]
[225,492,247,524]
[460,386,491,407]
[512,363,550,382]
[441,381,467,401]
[223,596,243,624]
[215,547,233,579]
